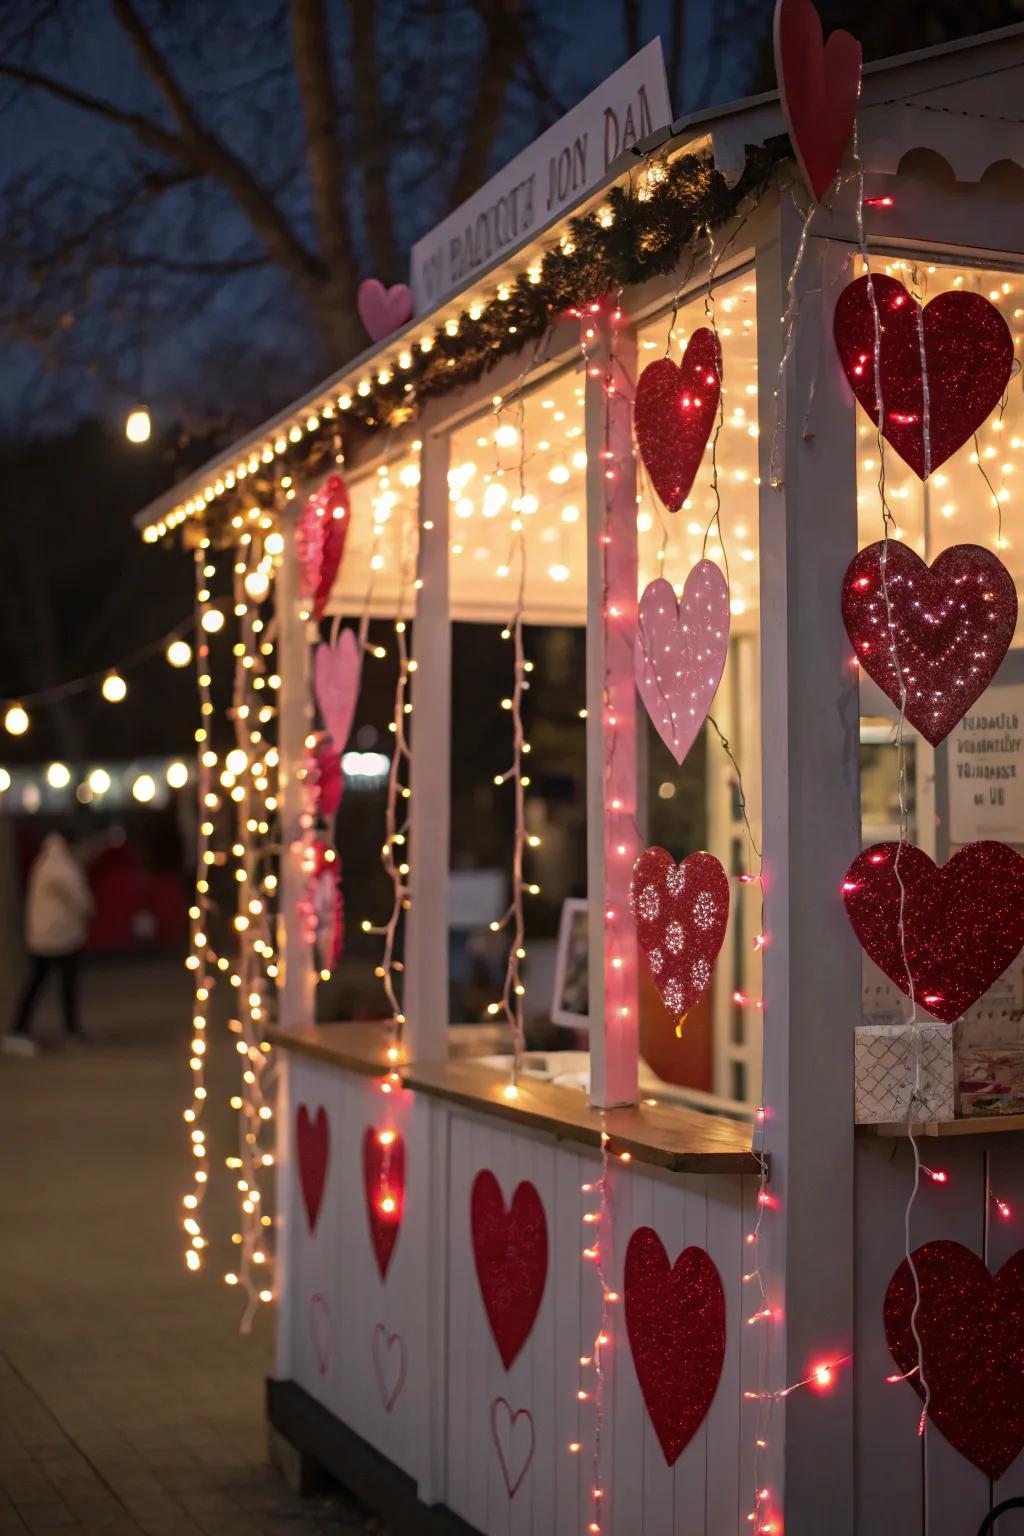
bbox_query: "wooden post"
[405,430,452,1063]
[756,200,859,1532]
[585,308,640,1109]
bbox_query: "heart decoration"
[885,1241,1024,1479]
[358,278,413,342]
[313,742,343,821]
[842,540,1017,747]
[309,1293,331,1376]
[298,475,351,620]
[833,274,1014,478]
[471,1171,548,1370]
[372,1323,407,1413]
[362,1127,405,1281]
[636,565,730,764]
[842,841,1024,1023]
[490,1397,535,1500]
[624,1228,726,1465]
[773,0,862,202]
[630,848,730,1022]
[315,629,362,753]
[634,331,721,513]
[296,1104,330,1233]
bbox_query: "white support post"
[756,201,859,1531]
[585,309,640,1109]
[405,428,452,1063]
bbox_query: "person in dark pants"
[3,833,94,1057]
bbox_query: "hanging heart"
[636,565,730,764]
[358,278,413,343]
[362,1126,405,1281]
[630,848,730,1022]
[313,742,343,821]
[315,628,362,752]
[833,274,1014,478]
[633,330,721,513]
[471,1170,548,1370]
[624,1227,726,1466]
[885,1241,1024,1479]
[298,474,351,620]
[842,540,1017,746]
[842,840,1024,1023]
[296,1104,330,1233]
[773,0,861,202]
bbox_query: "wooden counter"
[858,1112,1024,1138]
[268,1022,761,1174]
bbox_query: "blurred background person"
[3,831,94,1056]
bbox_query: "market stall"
[136,16,1024,1535]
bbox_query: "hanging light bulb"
[166,639,192,668]
[201,608,225,634]
[132,773,156,803]
[243,569,271,603]
[102,672,127,703]
[166,761,189,789]
[46,763,71,789]
[4,704,28,736]
[88,767,111,795]
[125,406,151,444]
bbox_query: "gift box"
[855,1022,955,1124]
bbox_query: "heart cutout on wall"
[773,0,861,202]
[841,540,1017,747]
[296,1104,330,1233]
[471,1170,548,1370]
[309,1293,331,1376]
[885,1241,1024,1478]
[833,274,1014,478]
[634,330,721,513]
[630,847,730,1023]
[624,1227,726,1465]
[358,278,413,342]
[490,1397,535,1499]
[362,1127,405,1280]
[298,474,351,621]
[315,629,362,753]
[842,840,1024,1022]
[372,1323,407,1413]
[636,565,730,765]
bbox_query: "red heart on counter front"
[841,540,1017,747]
[630,847,730,1022]
[833,274,1013,478]
[471,1171,548,1370]
[296,1104,330,1233]
[633,331,721,513]
[774,0,861,201]
[625,1228,726,1465]
[842,841,1024,1023]
[885,1241,1024,1478]
[362,1126,405,1280]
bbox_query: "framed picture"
[551,897,589,1030]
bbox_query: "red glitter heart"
[885,1241,1024,1479]
[624,1228,725,1466]
[834,274,1013,478]
[633,331,721,513]
[774,0,861,202]
[471,1171,548,1370]
[362,1126,405,1280]
[842,841,1024,1023]
[842,540,1017,747]
[296,1104,329,1233]
[298,474,351,620]
[630,847,730,1022]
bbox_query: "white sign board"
[949,682,1024,845]
[410,40,672,315]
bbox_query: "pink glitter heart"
[357,279,413,342]
[314,629,361,753]
[635,564,730,765]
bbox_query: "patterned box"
[855,1022,955,1124]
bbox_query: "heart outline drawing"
[372,1323,406,1414]
[490,1396,535,1499]
[309,1293,331,1376]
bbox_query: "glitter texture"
[885,1241,1024,1479]
[833,274,1013,479]
[842,540,1017,747]
[624,1227,726,1466]
[362,1127,405,1280]
[470,1170,548,1371]
[635,566,730,766]
[298,473,351,620]
[630,847,729,1021]
[296,1103,330,1233]
[633,332,721,513]
[842,840,1024,1023]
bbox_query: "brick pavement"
[0,959,378,1536]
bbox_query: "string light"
[101,672,128,703]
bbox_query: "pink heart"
[774,0,862,202]
[372,1324,406,1413]
[490,1397,534,1499]
[309,1293,331,1375]
[314,630,361,753]
[358,279,413,343]
[635,565,730,765]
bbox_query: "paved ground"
[0,958,377,1535]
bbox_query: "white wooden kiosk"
[137,26,1024,1536]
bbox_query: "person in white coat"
[3,833,94,1056]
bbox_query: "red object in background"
[773,0,861,202]
[362,1127,405,1280]
[86,842,186,952]
[298,474,351,620]
[640,967,713,1092]
[471,1170,548,1371]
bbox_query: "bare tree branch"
[448,0,526,210]
[347,0,399,282]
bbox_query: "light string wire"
[851,122,934,1510]
[0,613,198,715]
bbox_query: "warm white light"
[46,762,71,789]
[224,748,248,776]
[201,608,225,633]
[125,406,151,443]
[166,761,189,789]
[5,704,29,736]
[495,424,519,448]
[166,639,192,668]
[548,563,570,582]
[102,672,127,703]
[0,769,9,792]
[244,570,270,603]
[264,531,284,557]
[548,464,570,484]
[132,773,156,803]
[88,768,111,795]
